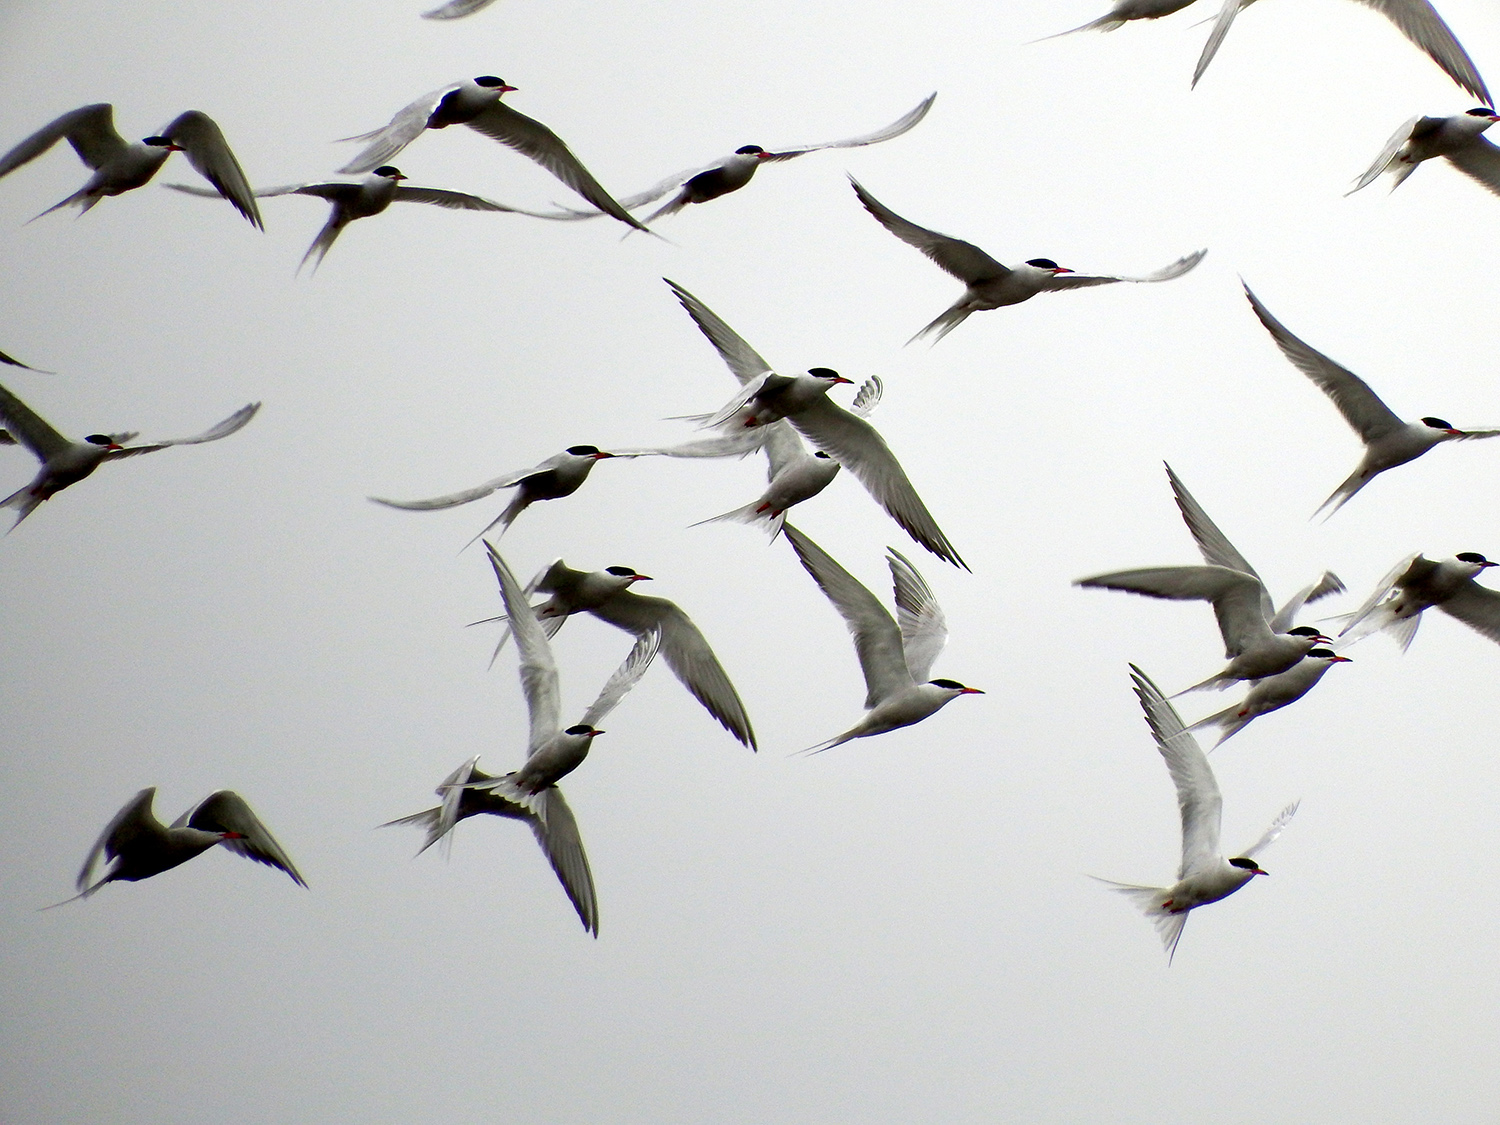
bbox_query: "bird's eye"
[1467,107,1496,116]
[1228,857,1259,870]
[142,135,173,147]
[814,452,831,459]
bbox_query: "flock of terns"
[5,0,1500,959]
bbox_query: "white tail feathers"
[691,500,786,539]
[1093,877,1190,962]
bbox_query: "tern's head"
[84,434,123,451]
[566,444,614,460]
[1455,552,1497,573]
[372,166,406,180]
[1024,258,1072,275]
[929,678,984,695]
[1286,626,1329,642]
[1306,648,1352,664]
[1466,107,1499,121]
[605,565,652,583]
[1420,416,1464,436]
[564,724,605,738]
[474,76,518,92]
[734,145,769,158]
[806,367,853,385]
[1228,856,1267,876]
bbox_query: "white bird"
[59,788,305,904]
[781,523,982,753]
[1243,283,1500,518]
[1098,667,1296,963]
[1339,552,1500,650]
[1351,107,1500,195]
[371,444,630,545]
[1038,0,1200,40]
[0,381,259,529]
[169,165,551,274]
[0,103,262,226]
[486,548,758,750]
[335,77,647,231]
[538,94,936,224]
[1075,564,1332,692]
[850,177,1205,344]
[382,756,600,935]
[1188,648,1352,747]
[1192,0,1490,102]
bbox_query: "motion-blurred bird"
[1351,107,1500,195]
[1188,648,1352,747]
[850,177,1205,344]
[0,103,261,226]
[1038,0,1199,39]
[1097,667,1296,962]
[1242,283,1500,518]
[0,382,259,529]
[782,524,981,753]
[1339,552,1500,650]
[336,77,647,231]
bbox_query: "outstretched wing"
[487,543,562,755]
[186,790,307,886]
[161,111,263,229]
[107,402,261,458]
[1130,667,1222,881]
[0,379,71,462]
[850,176,1010,285]
[1238,801,1299,860]
[761,94,936,160]
[579,628,661,728]
[888,547,947,682]
[0,103,124,178]
[1045,249,1206,290]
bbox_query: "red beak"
[1053,267,1074,274]
[593,452,614,459]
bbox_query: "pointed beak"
[1253,868,1268,876]
[1052,267,1073,274]
[1447,428,1465,436]
[1332,655,1354,663]
[593,452,615,460]
[630,575,652,582]
[501,84,519,93]
[588,729,605,737]
[960,687,985,694]
[833,375,854,384]
[106,443,123,451]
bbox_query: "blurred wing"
[1045,249,1206,290]
[762,93,936,159]
[888,547,948,682]
[1337,553,1422,639]
[1164,463,1265,610]
[665,278,774,386]
[1351,115,1423,192]
[1130,667,1222,880]
[782,523,910,708]
[162,111,263,229]
[1444,136,1500,197]
[790,399,967,570]
[1242,283,1404,443]
[0,379,70,462]
[164,180,353,201]
[337,84,458,173]
[761,422,811,480]
[393,185,558,214]
[370,463,533,510]
[579,628,661,727]
[1269,571,1344,634]
[1239,800,1299,860]
[1075,565,1267,657]
[0,103,123,177]
[1437,580,1500,645]
[1361,0,1491,104]
[611,430,768,460]
[1192,0,1248,87]
[849,375,883,418]
[466,102,648,230]
[528,788,598,935]
[77,787,157,891]
[487,543,562,753]
[422,0,499,17]
[187,791,307,886]
[849,176,1010,285]
[109,402,260,457]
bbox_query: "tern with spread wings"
[1339,552,1500,650]
[1188,649,1352,748]
[1351,107,1500,196]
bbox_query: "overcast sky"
[3,0,1500,1121]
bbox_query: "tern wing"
[337,84,461,173]
[422,0,500,18]
[1044,249,1206,290]
[1437,580,1500,645]
[579,628,661,728]
[1239,801,1299,860]
[1337,553,1423,640]
[1075,565,1269,657]
[1164,463,1267,615]
[393,185,560,214]
[849,177,1010,285]
[664,279,773,386]
[761,94,936,160]
[1351,115,1425,192]
[370,463,534,510]
[161,111,263,229]
[1362,0,1491,105]
[1192,0,1248,87]
[488,543,562,755]
[1130,667,1222,880]
[528,788,598,936]
[1445,136,1500,197]
[76,787,158,892]
[1243,283,1404,444]
[106,402,260,458]
[1269,572,1345,634]
[186,791,306,886]
[0,380,71,462]
[0,103,124,178]
[888,547,948,683]
[782,523,911,708]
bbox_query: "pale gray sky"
[3,0,1500,1121]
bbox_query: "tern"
[537,94,935,224]
[1098,667,1296,963]
[0,347,47,372]
[382,756,600,935]
[1242,283,1500,518]
[1351,107,1500,196]
[485,548,758,750]
[371,444,630,545]
[336,77,647,231]
[1192,0,1490,103]
[850,177,1205,344]
[0,103,262,226]
[56,788,305,905]
[0,382,259,529]
[169,166,552,273]
[1038,0,1200,39]
[1339,552,1500,650]
[1188,648,1352,747]
[781,524,982,753]
[420,0,500,17]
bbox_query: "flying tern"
[420,0,500,17]
[1038,0,1199,39]
[1191,0,1490,103]
[850,177,1205,344]
[371,444,631,545]
[336,76,647,231]
[537,94,935,224]
[1339,552,1500,650]
[485,548,758,750]
[1098,667,1296,963]
[382,756,599,935]
[0,103,262,226]
[1188,648,1352,748]
[1351,107,1500,196]
[1243,283,1500,518]
[56,788,305,905]
[782,524,981,753]
[0,382,259,529]
[0,348,48,372]
[169,165,552,273]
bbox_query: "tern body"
[1353,108,1500,195]
[1189,649,1352,747]
[1340,552,1500,650]
[1042,0,1199,36]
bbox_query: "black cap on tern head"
[1228,856,1264,872]
[564,724,600,736]
[605,565,638,576]
[565,445,601,456]
[813,451,831,459]
[1307,648,1339,659]
[1457,552,1491,564]
[476,76,508,86]
[373,165,403,177]
[1286,626,1322,637]
[1025,258,1061,269]
[929,678,967,690]
[143,135,174,147]
[84,434,115,445]
[807,367,841,380]
[735,145,766,155]
[1421,417,1455,429]
[1467,107,1496,116]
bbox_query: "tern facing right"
[1242,283,1500,518]
[849,177,1205,344]
[1339,552,1500,650]
[1099,667,1297,962]
[1188,648,1352,748]
[1351,107,1500,196]
[782,524,981,753]
[1038,0,1199,39]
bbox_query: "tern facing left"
[1098,667,1296,962]
[782,524,981,753]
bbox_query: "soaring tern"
[0,103,262,226]
[336,77,647,231]
[782,524,981,753]
[1098,667,1296,963]
[1191,0,1491,103]
[850,177,1205,344]
[1339,552,1500,650]
[58,788,305,904]
[1351,107,1500,196]
[0,382,259,529]
[1039,0,1199,39]
[1188,648,1352,748]
[486,548,758,750]
[1243,283,1500,518]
